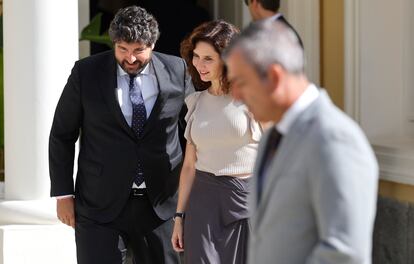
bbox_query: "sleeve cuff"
[55,194,75,199]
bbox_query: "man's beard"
[120,58,151,75]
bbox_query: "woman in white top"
[171,20,262,264]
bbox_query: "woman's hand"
[171,218,184,252]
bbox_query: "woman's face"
[192,41,223,83]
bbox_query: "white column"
[79,0,90,58]
[281,0,320,86]
[3,0,79,200]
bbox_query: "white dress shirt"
[116,62,159,122]
[276,84,319,135]
[266,12,282,21]
[116,62,159,188]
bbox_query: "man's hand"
[57,197,75,228]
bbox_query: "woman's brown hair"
[180,20,239,93]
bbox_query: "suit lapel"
[250,130,272,230]
[258,127,302,208]
[100,53,137,140]
[141,53,170,137]
[253,128,302,228]
[254,94,323,229]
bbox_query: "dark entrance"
[89,0,211,56]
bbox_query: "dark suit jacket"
[49,50,193,223]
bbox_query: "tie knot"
[268,127,282,150]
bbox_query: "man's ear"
[266,64,283,93]
[150,44,155,50]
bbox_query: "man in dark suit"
[244,0,303,48]
[49,6,193,264]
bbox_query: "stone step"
[0,225,76,264]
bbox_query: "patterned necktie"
[129,74,147,186]
[257,127,282,202]
[129,74,147,136]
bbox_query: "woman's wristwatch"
[173,212,185,221]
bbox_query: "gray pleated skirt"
[184,170,251,264]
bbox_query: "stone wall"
[373,196,414,263]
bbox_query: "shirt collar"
[276,84,319,135]
[266,13,282,21]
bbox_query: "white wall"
[281,0,320,86]
[402,0,414,135]
[346,0,414,139]
[345,0,414,185]
[360,0,404,138]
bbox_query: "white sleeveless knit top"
[184,91,262,176]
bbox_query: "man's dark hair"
[109,6,160,46]
[245,0,280,12]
